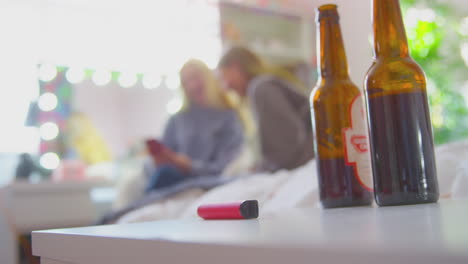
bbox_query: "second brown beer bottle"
[365,0,439,206]
[311,4,373,208]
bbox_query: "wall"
[73,81,175,158]
[308,0,373,88]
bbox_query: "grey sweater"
[248,75,314,172]
[162,104,243,177]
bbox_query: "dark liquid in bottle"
[367,90,439,206]
[318,158,373,208]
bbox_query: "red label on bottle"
[343,94,373,191]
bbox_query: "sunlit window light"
[92,70,112,86]
[462,81,468,104]
[418,8,436,22]
[405,8,436,28]
[165,74,181,90]
[39,122,59,141]
[431,105,444,129]
[422,33,435,46]
[460,17,468,36]
[38,64,58,82]
[39,152,60,170]
[426,78,437,94]
[66,68,85,84]
[118,73,138,88]
[142,74,162,90]
[166,96,183,114]
[461,42,468,66]
[38,93,58,112]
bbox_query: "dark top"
[248,75,314,171]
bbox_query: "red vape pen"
[197,200,259,220]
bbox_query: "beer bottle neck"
[317,16,350,80]
[373,0,409,58]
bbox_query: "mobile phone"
[145,139,165,156]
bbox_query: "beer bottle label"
[343,94,373,191]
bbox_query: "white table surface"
[2,180,113,232]
[0,180,114,264]
[32,199,468,264]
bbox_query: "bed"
[111,140,468,224]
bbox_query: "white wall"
[73,81,175,158]
[0,1,41,154]
[308,0,373,88]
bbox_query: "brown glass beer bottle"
[311,5,373,208]
[365,0,439,206]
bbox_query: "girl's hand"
[150,146,172,165]
[152,153,170,165]
[154,148,192,173]
[167,151,192,173]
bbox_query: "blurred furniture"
[32,199,468,264]
[0,180,115,264]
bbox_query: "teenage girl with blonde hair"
[144,59,243,192]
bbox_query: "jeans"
[144,165,187,193]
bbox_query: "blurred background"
[0,0,467,263]
[0,0,466,183]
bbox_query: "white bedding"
[116,140,468,224]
